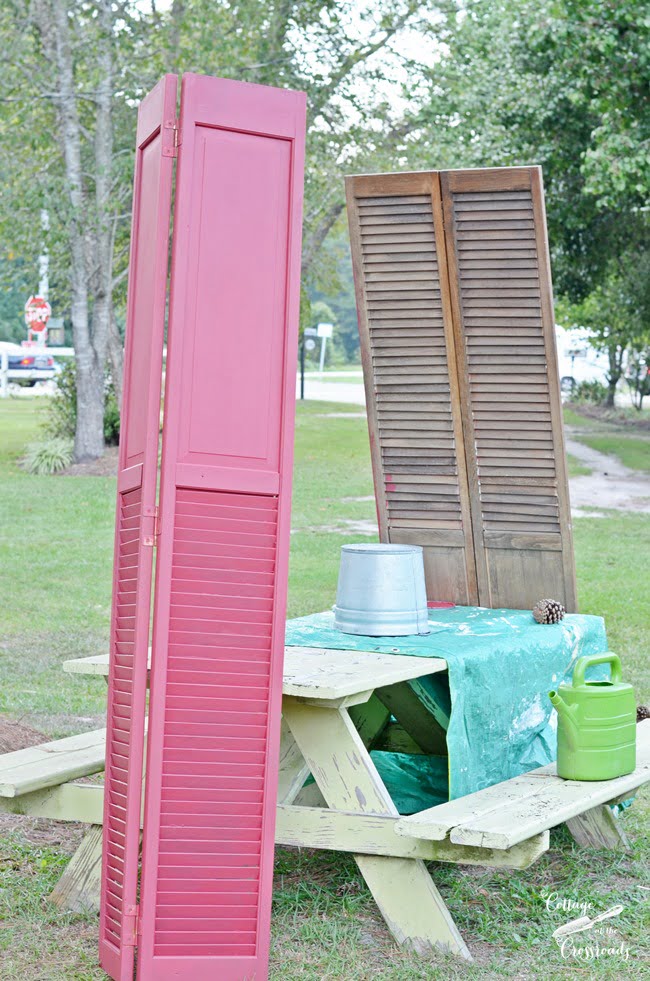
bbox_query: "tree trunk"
[89,0,115,406]
[605,344,622,408]
[107,306,124,411]
[50,0,106,461]
[74,351,106,460]
[167,0,185,72]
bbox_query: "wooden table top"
[63,646,446,701]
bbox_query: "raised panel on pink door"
[138,74,306,981]
[100,74,177,981]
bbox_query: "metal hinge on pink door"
[141,505,159,547]
[162,117,180,158]
[122,905,141,948]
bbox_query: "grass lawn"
[577,436,650,472]
[564,403,650,471]
[0,397,648,979]
[565,453,591,477]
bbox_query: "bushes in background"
[45,361,120,445]
[571,380,609,405]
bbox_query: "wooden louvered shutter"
[441,167,576,611]
[137,75,305,980]
[346,173,479,604]
[100,75,177,981]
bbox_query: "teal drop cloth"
[286,607,608,805]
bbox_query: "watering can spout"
[549,690,579,750]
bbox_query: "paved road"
[296,375,366,406]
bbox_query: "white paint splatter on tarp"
[511,694,547,736]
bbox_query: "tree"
[556,236,650,406]
[1,0,447,457]
[0,0,154,458]
[151,0,449,287]
[625,349,650,411]
[311,231,361,363]
[0,258,33,343]
[418,0,649,298]
[416,0,650,403]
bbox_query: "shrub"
[571,380,608,405]
[45,361,120,445]
[44,361,76,439]
[103,383,120,445]
[625,349,650,411]
[23,438,74,475]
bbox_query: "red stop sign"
[24,295,52,332]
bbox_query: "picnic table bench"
[0,646,648,962]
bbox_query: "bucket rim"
[340,543,423,555]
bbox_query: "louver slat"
[138,75,305,981]
[347,174,478,603]
[442,167,576,610]
[100,75,176,981]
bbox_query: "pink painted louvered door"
[100,75,177,981]
[137,74,306,981]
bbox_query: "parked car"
[0,341,57,386]
[555,327,610,394]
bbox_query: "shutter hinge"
[123,904,140,946]
[163,117,180,157]
[142,505,159,547]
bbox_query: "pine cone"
[637,705,650,723]
[532,598,566,624]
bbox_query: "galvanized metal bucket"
[334,543,430,636]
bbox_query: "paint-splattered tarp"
[286,607,608,808]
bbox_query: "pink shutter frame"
[100,75,177,981]
[138,74,306,981]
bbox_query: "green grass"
[0,398,648,979]
[565,453,591,477]
[0,399,43,463]
[563,404,650,471]
[0,399,115,734]
[578,436,650,472]
[0,828,103,980]
[563,407,590,429]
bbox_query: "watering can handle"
[572,653,622,687]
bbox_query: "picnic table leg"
[278,716,311,804]
[49,824,103,913]
[289,697,392,808]
[283,696,471,960]
[566,804,631,852]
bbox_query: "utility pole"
[301,328,318,400]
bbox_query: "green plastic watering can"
[549,653,636,781]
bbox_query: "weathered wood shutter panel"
[441,167,576,611]
[348,167,576,611]
[100,75,177,981]
[137,75,305,981]
[346,173,478,604]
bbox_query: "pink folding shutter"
[138,74,306,980]
[100,75,177,981]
